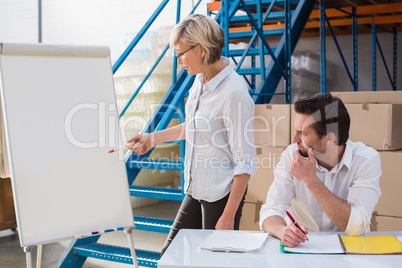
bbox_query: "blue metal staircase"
[57,0,316,267]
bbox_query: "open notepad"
[199,231,269,253]
[281,234,402,255]
[281,234,345,254]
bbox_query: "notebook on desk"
[199,230,269,253]
[281,234,345,254]
[341,235,402,254]
[281,234,402,255]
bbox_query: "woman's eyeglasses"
[175,44,199,59]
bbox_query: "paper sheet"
[199,231,268,253]
[283,234,345,254]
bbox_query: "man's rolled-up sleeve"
[345,153,382,236]
[259,149,295,230]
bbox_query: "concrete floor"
[0,200,181,268]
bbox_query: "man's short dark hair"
[294,93,350,145]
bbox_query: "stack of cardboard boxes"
[240,91,402,232]
[240,104,291,230]
[333,91,402,231]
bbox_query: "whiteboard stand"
[36,244,43,268]
[23,247,33,268]
[0,42,135,267]
[125,228,139,268]
[23,244,42,268]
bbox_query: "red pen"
[286,211,309,241]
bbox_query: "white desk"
[158,229,402,268]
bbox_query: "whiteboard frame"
[0,42,134,247]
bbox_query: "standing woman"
[128,14,256,254]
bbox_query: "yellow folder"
[340,235,402,254]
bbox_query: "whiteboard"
[0,43,134,247]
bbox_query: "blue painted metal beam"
[229,47,276,57]
[212,0,299,23]
[376,34,395,91]
[56,235,100,268]
[284,0,291,104]
[221,0,230,57]
[157,112,181,119]
[320,0,326,94]
[172,0,202,84]
[124,69,189,186]
[172,0,181,85]
[134,216,173,233]
[228,27,285,40]
[119,44,170,118]
[252,0,317,104]
[73,243,160,267]
[239,0,287,80]
[352,7,358,91]
[374,25,398,91]
[257,0,266,85]
[155,75,195,132]
[393,27,398,91]
[237,68,263,75]
[130,186,184,201]
[230,11,295,24]
[234,0,277,91]
[325,15,354,87]
[237,0,299,8]
[372,24,377,91]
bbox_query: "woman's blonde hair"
[170,14,224,65]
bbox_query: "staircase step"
[211,0,299,13]
[134,216,173,233]
[229,47,275,57]
[237,68,263,75]
[240,0,300,8]
[230,10,295,24]
[127,159,182,171]
[229,28,284,40]
[130,186,184,201]
[73,242,160,267]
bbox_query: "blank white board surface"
[0,43,134,247]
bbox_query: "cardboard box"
[246,147,285,203]
[346,103,402,150]
[254,104,291,147]
[374,215,402,231]
[374,150,402,217]
[239,201,263,231]
[332,91,402,104]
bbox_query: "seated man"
[259,93,381,247]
